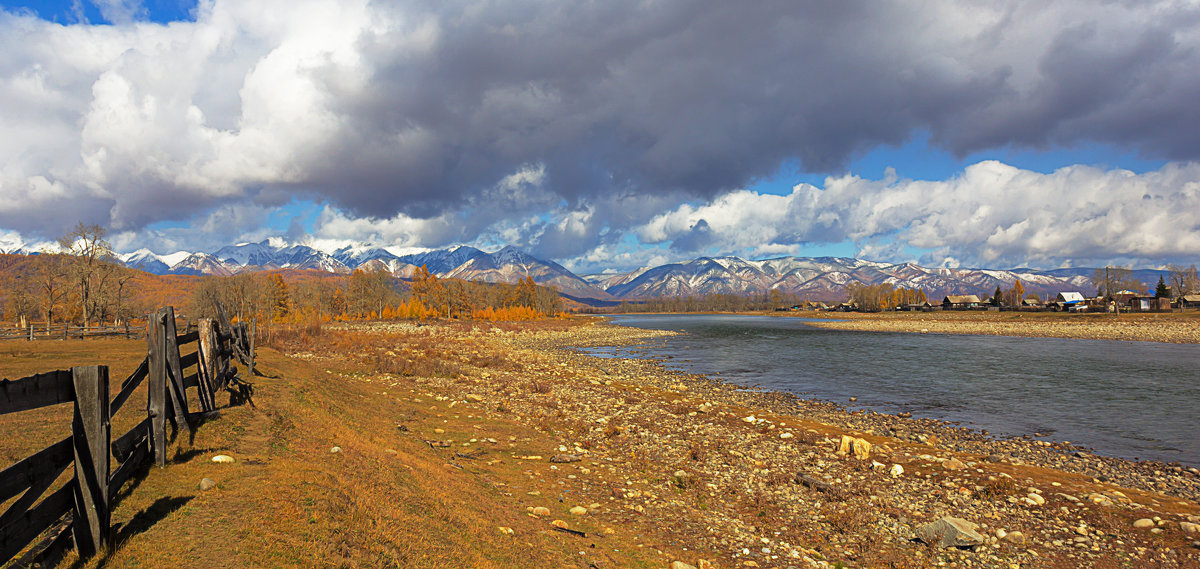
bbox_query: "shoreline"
[782,310,1200,344]
[325,319,1200,567]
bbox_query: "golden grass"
[0,330,666,568]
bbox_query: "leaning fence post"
[147,310,168,466]
[71,365,111,557]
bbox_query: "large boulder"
[915,517,985,548]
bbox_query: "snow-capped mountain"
[119,249,174,275]
[604,256,1107,300]
[213,240,350,273]
[5,233,1160,302]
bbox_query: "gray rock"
[915,517,985,548]
[550,454,582,463]
[199,478,216,491]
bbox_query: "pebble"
[465,394,483,402]
[890,464,904,477]
[498,526,514,534]
[550,454,582,463]
[330,446,342,453]
[551,519,569,529]
[532,506,550,516]
[569,506,588,515]
[211,455,234,463]
[943,458,966,470]
[1180,521,1198,534]
[1132,518,1155,528]
[198,478,216,491]
[670,562,697,569]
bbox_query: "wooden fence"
[0,306,255,567]
[0,323,140,342]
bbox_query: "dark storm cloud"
[3,0,1200,253]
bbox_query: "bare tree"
[57,223,115,328]
[1168,264,1200,298]
[34,253,71,332]
[1090,266,1143,298]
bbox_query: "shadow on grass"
[66,495,195,569]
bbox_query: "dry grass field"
[4,316,1199,568]
[0,330,665,569]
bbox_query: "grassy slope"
[0,335,661,569]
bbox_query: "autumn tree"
[410,265,446,318]
[34,253,71,332]
[57,223,116,327]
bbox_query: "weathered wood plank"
[71,365,111,557]
[162,308,192,435]
[108,435,149,496]
[0,482,73,565]
[147,310,168,466]
[8,516,73,569]
[110,359,149,416]
[110,417,150,463]
[175,331,199,346]
[178,351,199,369]
[0,436,72,503]
[0,460,64,531]
[0,371,73,415]
[195,319,216,412]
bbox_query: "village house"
[1049,292,1086,311]
[1181,294,1200,309]
[941,295,982,310]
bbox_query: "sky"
[2,0,1200,274]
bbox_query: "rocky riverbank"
[319,319,1200,568]
[794,311,1200,344]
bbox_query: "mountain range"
[4,238,1164,302]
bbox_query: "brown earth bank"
[3,318,1198,568]
[787,310,1200,344]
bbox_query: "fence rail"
[0,305,255,568]
[0,323,139,342]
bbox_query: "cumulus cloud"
[636,160,1200,268]
[2,0,1200,269]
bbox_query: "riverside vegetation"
[6,317,1196,568]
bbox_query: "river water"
[584,314,1200,467]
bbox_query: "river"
[583,314,1200,467]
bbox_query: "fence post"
[147,310,168,466]
[27,322,33,341]
[71,365,111,557]
[162,307,192,434]
[196,319,215,412]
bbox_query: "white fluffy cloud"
[636,161,1200,268]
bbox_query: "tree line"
[0,224,142,330]
[188,265,565,339]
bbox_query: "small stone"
[569,506,588,515]
[1133,518,1155,529]
[198,478,216,491]
[434,428,445,434]
[330,446,342,453]
[779,432,794,439]
[1025,493,1045,505]
[532,506,551,516]
[915,516,985,548]
[551,519,569,529]
[1003,531,1026,545]
[550,454,582,463]
[465,394,483,402]
[943,458,966,470]
[890,464,904,477]
[498,526,514,534]
[1180,521,1198,534]
[671,562,698,569]
[211,455,234,463]
[852,437,871,460]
